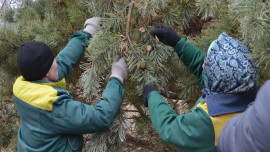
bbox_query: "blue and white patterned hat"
[203,32,258,94]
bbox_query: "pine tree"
[80,0,270,151]
[195,0,270,83]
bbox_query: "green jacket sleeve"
[52,78,125,134]
[148,91,216,152]
[174,38,205,85]
[56,30,91,80]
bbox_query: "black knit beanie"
[17,41,55,81]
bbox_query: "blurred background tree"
[0,0,269,151]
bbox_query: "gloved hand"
[150,24,181,48]
[83,17,101,36]
[142,84,158,107]
[110,57,128,84]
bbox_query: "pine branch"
[133,104,147,118]
[124,0,141,62]
[160,90,179,99]
[125,0,133,38]
[126,133,154,150]
[162,85,181,112]
[123,110,140,113]
[0,38,19,49]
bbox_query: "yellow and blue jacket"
[13,31,125,152]
[147,34,257,152]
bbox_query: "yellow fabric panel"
[13,76,66,111]
[196,102,241,146]
[42,78,66,89]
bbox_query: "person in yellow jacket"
[13,17,127,152]
[142,24,258,151]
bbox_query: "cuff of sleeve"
[83,30,93,37]
[81,30,93,38]
[148,91,161,107]
[70,30,92,42]
[174,37,185,52]
[172,36,181,48]
[110,76,123,84]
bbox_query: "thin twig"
[126,133,154,150]
[160,90,179,99]
[124,0,141,60]
[0,38,19,48]
[125,0,133,38]
[133,104,147,117]
[259,3,266,19]
[1,0,7,9]
[163,85,179,111]
[123,110,140,113]
[127,36,141,60]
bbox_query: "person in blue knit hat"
[13,17,127,152]
[141,24,258,151]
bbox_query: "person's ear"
[41,72,49,81]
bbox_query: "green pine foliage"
[0,99,18,149]
[86,110,126,152]
[227,0,270,85]
[0,0,269,151]
[0,0,90,148]
[79,0,201,151]
[80,0,201,104]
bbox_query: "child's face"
[46,59,58,81]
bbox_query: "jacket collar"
[202,87,258,116]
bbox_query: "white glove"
[83,17,101,36]
[110,57,128,84]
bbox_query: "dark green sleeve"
[53,78,125,134]
[148,91,216,151]
[56,30,91,80]
[174,38,205,85]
